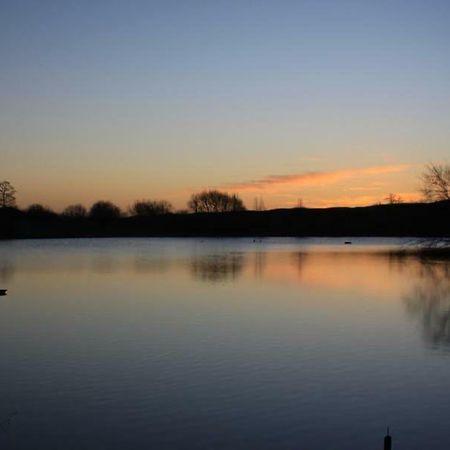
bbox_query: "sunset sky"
[2,1,450,210]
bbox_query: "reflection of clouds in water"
[0,260,15,282]
[190,253,245,283]
[404,258,450,349]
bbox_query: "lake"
[0,238,449,449]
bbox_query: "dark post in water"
[384,427,392,450]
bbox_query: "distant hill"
[0,201,449,239]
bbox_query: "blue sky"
[1,0,449,209]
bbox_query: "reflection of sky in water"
[0,238,449,450]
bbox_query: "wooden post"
[384,427,392,450]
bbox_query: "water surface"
[0,238,449,449]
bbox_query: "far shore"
[1,200,449,241]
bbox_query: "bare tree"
[385,193,403,204]
[188,190,246,213]
[0,181,16,208]
[63,204,87,217]
[421,163,450,202]
[130,199,173,216]
[254,196,265,211]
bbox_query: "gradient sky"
[1,0,450,210]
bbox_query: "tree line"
[1,163,449,216]
[0,185,247,219]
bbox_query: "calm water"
[0,238,449,450]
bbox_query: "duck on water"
[0,289,7,296]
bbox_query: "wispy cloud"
[221,164,411,192]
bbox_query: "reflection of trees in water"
[291,252,309,280]
[404,258,450,348]
[91,255,119,274]
[133,256,171,273]
[0,261,14,282]
[190,253,245,283]
[387,251,411,275]
[93,254,172,274]
[253,252,266,279]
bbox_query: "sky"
[1,0,450,210]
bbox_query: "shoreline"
[1,201,449,240]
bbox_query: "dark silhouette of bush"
[62,204,87,218]
[188,190,246,213]
[130,200,173,216]
[0,206,21,239]
[26,203,56,217]
[0,181,17,208]
[89,201,122,220]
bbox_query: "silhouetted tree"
[254,196,265,211]
[89,201,122,220]
[421,163,450,202]
[188,190,246,213]
[26,204,56,217]
[130,199,173,216]
[385,193,403,204]
[0,181,16,208]
[63,204,87,218]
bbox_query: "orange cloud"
[221,164,411,192]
